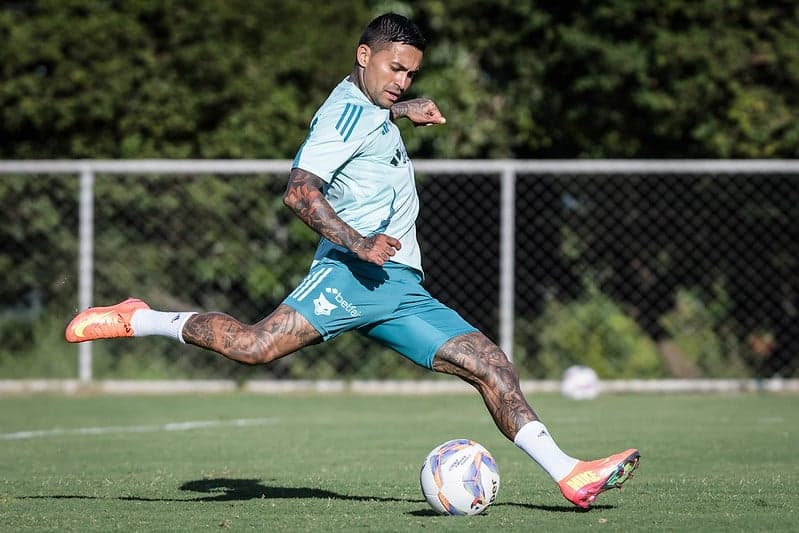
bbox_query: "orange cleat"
[557,449,640,509]
[65,298,150,343]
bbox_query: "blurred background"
[1,0,797,381]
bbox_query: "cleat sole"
[602,453,640,493]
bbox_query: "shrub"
[516,281,664,379]
[658,285,750,377]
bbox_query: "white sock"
[514,421,579,482]
[130,309,197,343]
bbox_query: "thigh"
[282,258,393,340]
[362,295,478,369]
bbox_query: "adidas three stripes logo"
[335,103,363,142]
[290,267,333,301]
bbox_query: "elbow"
[282,191,297,213]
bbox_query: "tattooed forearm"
[283,168,366,252]
[390,98,428,121]
[390,98,445,126]
[390,101,411,121]
[433,332,538,440]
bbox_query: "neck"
[349,65,375,105]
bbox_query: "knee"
[480,350,520,390]
[228,328,280,365]
[240,346,279,365]
[238,352,267,366]
[465,351,520,391]
[434,332,519,387]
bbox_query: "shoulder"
[313,83,390,142]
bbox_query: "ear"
[356,44,371,68]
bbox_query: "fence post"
[499,165,515,360]
[78,165,94,382]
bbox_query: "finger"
[387,237,402,250]
[422,116,446,126]
[429,110,445,123]
[425,104,445,122]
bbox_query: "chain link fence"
[1,160,797,381]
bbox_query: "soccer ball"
[561,364,600,400]
[419,439,500,515]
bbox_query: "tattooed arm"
[283,167,400,266]
[390,98,446,126]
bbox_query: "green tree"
[408,0,799,158]
[3,1,797,158]
[1,0,370,158]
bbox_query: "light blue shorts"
[283,252,477,369]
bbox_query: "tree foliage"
[2,1,797,378]
[1,0,370,158]
[408,0,799,157]
[2,0,797,158]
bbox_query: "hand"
[391,98,446,127]
[353,234,402,266]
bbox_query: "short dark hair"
[358,13,426,52]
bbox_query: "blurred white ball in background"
[561,365,600,400]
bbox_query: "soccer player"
[65,13,639,509]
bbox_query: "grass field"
[1,391,797,532]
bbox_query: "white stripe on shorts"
[290,266,333,301]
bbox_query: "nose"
[395,72,411,91]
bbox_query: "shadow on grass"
[496,501,613,512]
[21,477,417,504]
[174,477,417,503]
[22,478,611,513]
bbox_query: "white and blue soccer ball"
[561,364,600,400]
[419,439,500,515]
